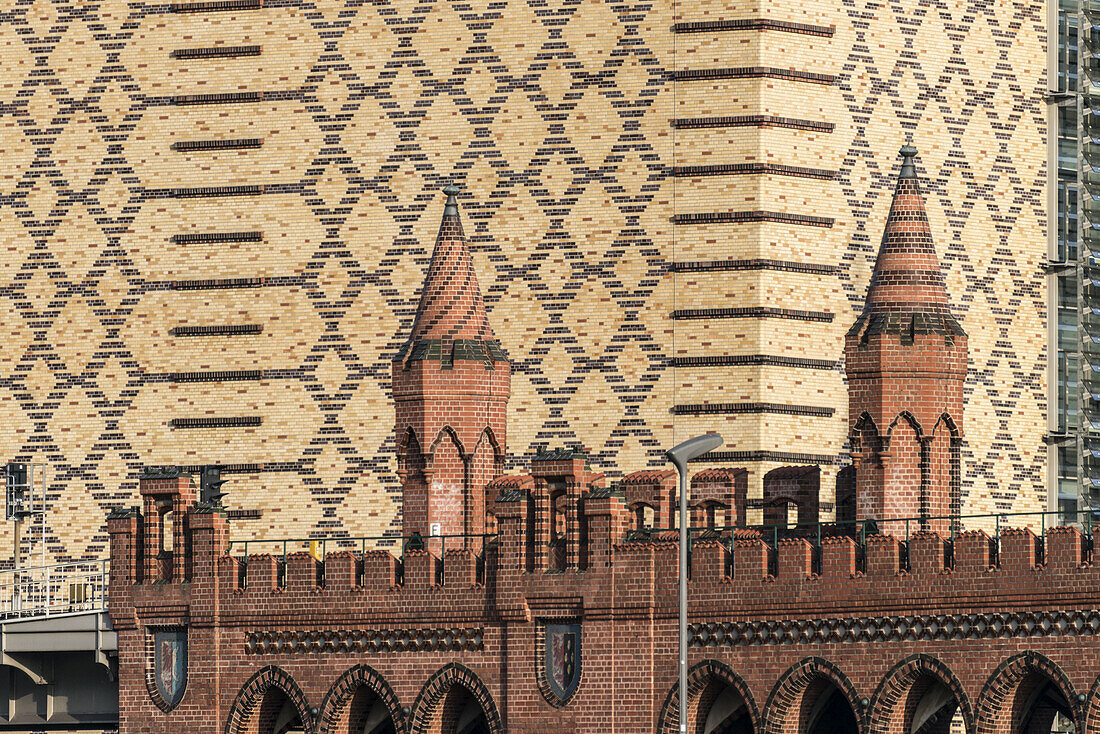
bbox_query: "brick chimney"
[393,186,510,546]
[845,146,967,532]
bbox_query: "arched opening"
[410,664,502,734]
[977,653,1080,734]
[697,678,755,734]
[340,688,398,734]
[1011,674,1074,734]
[657,660,759,734]
[868,657,972,734]
[801,679,859,734]
[257,687,306,734]
[319,666,404,734]
[225,667,312,734]
[762,467,819,529]
[765,659,861,734]
[438,685,492,734]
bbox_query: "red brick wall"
[110,492,1100,734]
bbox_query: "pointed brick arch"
[318,665,405,734]
[975,651,1082,734]
[867,654,973,734]
[225,666,313,734]
[428,426,467,461]
[409,663,502,734]
[764,657,864,734]
[656,659,760,734]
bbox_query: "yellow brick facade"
[0,0,1047,559]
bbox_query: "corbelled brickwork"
[0,0,1047,563]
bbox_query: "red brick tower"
[393,185,510,545]
[845,146,967,531]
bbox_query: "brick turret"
[393,185,510,546]
[845,146,967,531]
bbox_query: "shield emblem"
[154,630,188,709]
[545,623,581,701]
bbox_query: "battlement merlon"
[110,478,1100,629]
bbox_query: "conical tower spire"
[845,144,968,535]
[849,146,963,341]
[397,185,507,366]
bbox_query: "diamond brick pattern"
[0,0,1047,562]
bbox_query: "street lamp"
[665,432,723,734]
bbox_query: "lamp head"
[664,433,723,470]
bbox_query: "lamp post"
[665,432,723,733]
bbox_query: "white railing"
[0,560,108,621]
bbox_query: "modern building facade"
[0,0,1048,561]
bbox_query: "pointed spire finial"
[899,144,918,179]
[443,184,460,216]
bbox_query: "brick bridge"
[106,154,1090,734]
[109,471,1098,734]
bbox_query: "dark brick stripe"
[170,277,265,290]
[171,0,263,12]
[670,355,837,370]
[669,67,835,85]
[171,45,262,59]
[171,231,263,245]
[172,185,264,198]
[226,509,263,519]
[170,417,262,429]
[670,211,834,227]
[175,462,298,474]
[670,163,836,180]
[671,259,839,275]
[169,324,264,337]
[673,402,835,416]
[169,370,265,383]
[173,92,263,105]
[171,138,264,152]
[671,19,834,36]
[670,307,834,322]
[688,450,838,464]
[672,115,834,132]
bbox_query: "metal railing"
[0,560,109,621]
[227,533,498,587]
[627,509,1097,576]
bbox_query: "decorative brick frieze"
[225,509,263,520]
[244,628,484,655]
[670,163,836,180]
[169,417,263,429]
[170,231,263,245]
[169,324,264,337]
[171,0,263,12]
[170,46,262,60]
[688,610,1100,648]
[669,67,836,85]
[171,185,264,199]
[670,211,834,227]
[671,259,839,275]
[671,403,835,417]
[170,277,265,290]
[669,355,838,370]
[170,138,264,152]
[168,370,265,383]
[671,19,834,36]
[671,115,834,132]
[172,92,263,106]
[670,307,833,322]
